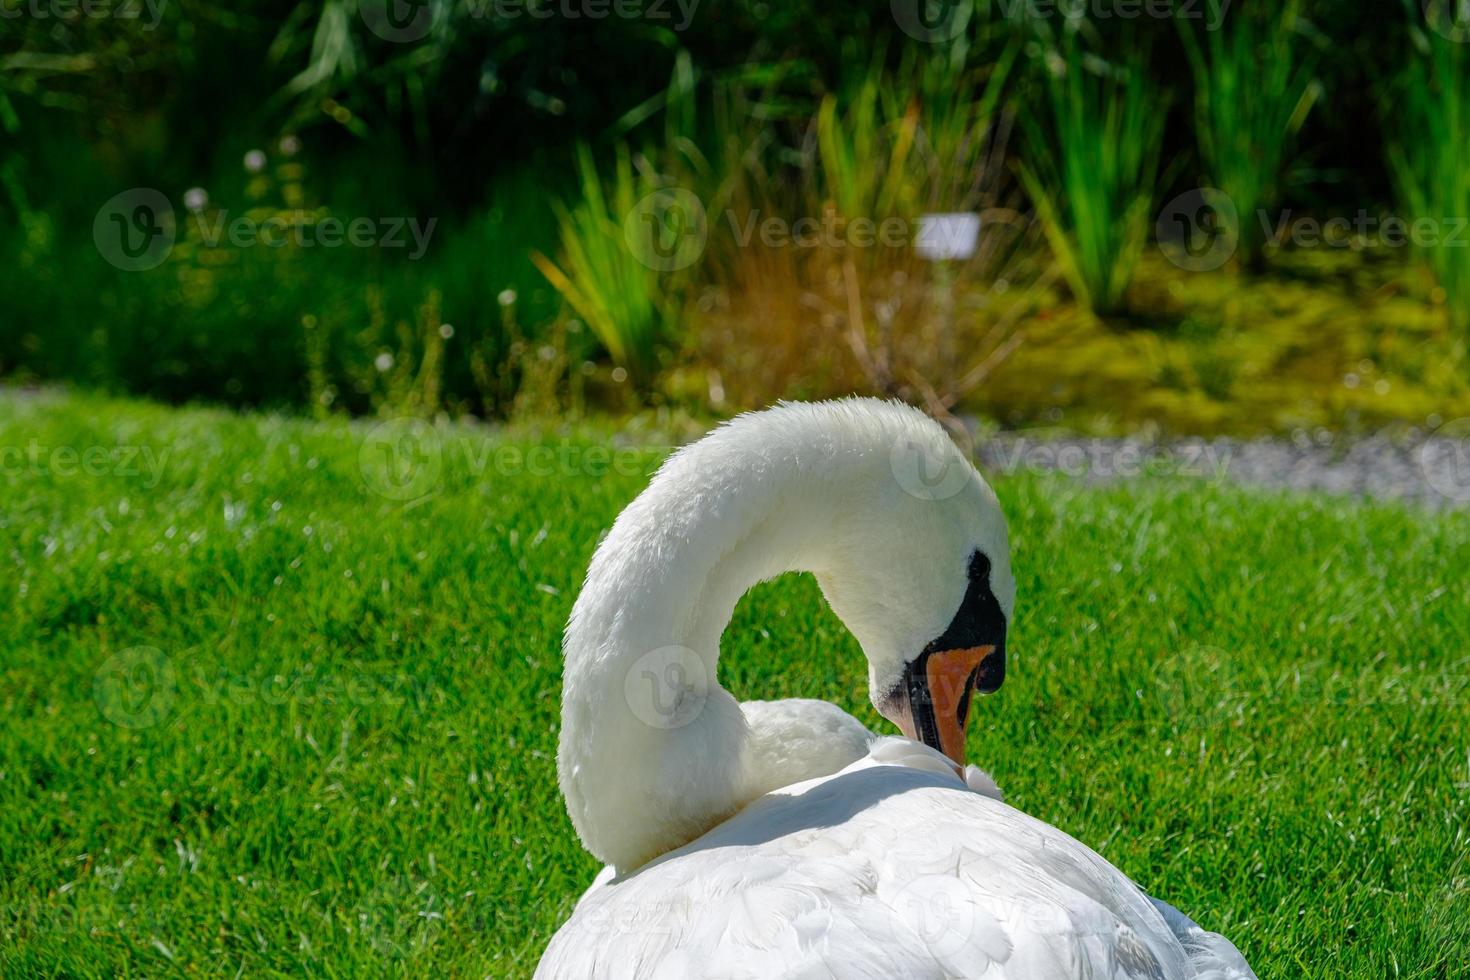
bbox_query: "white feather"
[540,752,1254,979]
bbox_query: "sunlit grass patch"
[1,391,1467,976]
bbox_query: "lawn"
[2,391,1467,978]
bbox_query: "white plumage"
[541,399,1255,979]
[542,745,1253,979]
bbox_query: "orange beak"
[888,644,998,766]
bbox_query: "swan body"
[540,750,1253,979]
[541,399,1255,979]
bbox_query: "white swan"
[539,398,1255,980]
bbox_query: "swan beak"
[890,644,999,766]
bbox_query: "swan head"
[807,403,1014,769]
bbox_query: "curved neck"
[559,435,863,872]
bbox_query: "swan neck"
[559,450,843,871]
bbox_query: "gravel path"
[972,430,1470,509]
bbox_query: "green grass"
[1388,22,1470,335]
[2,391,1468,977]
[1178,2,1319,266]
[1017,45,1166,316]
[533,145,685,390]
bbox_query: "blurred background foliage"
[3,0,1470,432]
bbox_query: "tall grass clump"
[811,40,1016,231]
[533,56,728,394]
[1179,2,1320,265]
[1388,18,1470,333]
[533,145,689,391]
[1017,45,1166,316]
[813,66,919,231]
